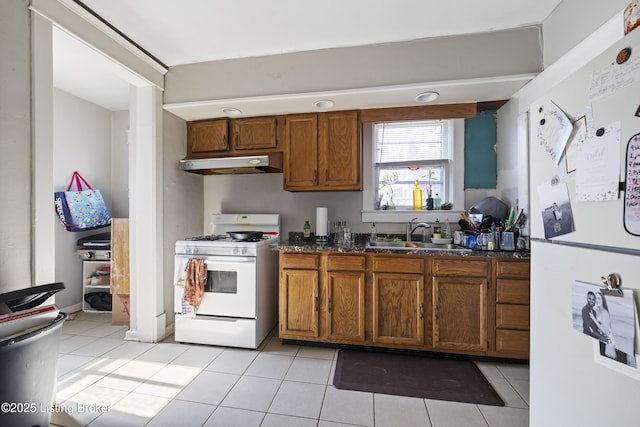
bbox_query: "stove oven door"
[175,254,257,318]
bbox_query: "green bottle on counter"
[303,220,311,240]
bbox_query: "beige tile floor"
[51,312,529,427]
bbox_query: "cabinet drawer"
[280,253,320,269]
[372,256,424,274]
[496,279,530,304]
[495,329,529,355]
[496,260,530,279]
[326,255,365,271]
[496,304,530,330]
[431,258,489,276]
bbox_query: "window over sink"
[374,120,450,209]
[362,118,465,224]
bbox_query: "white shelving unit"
[82,260,112,313]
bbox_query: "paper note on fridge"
[575,121,621,201]
[531,99,573,165]
[588,48,640,102]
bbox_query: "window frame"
[361,118,466,224]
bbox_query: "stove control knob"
[83,251,94,259]
[106,251,111,259]
[192,247,199,254]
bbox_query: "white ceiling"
[53,0,563,112]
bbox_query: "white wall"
[53,88,129,310]
[110,110,130,218]
[162,110,203,324]
[0,0,32,292]
[542,0,631,67]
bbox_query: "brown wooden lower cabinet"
[326,269,366,342]
[431,275,488,354]
[279,253,320,339]
[278,251,530,359]
[492,259,530,359]
[372,272,424,346]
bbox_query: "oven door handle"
[203,257,256,264]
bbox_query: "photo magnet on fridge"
[571,281,637,368]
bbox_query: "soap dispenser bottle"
[370,223,377,242]
[433,219,442,239]
[413,180,423,210]
[442,218,451,239]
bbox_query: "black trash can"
[0,283,66,427]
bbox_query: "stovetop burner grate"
[185,234,276,243]
[186,234,228,241]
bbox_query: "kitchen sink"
[366,241,470,251]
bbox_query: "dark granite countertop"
[272,233,530,259]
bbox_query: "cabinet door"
[326,271,366,342]
[187,120,229,156]
[318,111,361,190]
[432,276,488,353]
[279,269,319,338]
[372,273,424,346]
[284,114,318,190]
[231,116,278,151]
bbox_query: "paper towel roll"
[316,207,328,236]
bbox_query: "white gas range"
[174,214,280,349]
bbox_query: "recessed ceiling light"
[415,91,439,103]
[314,99,334,109]
[222,107,242,116]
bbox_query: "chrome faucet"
[406,217,431,242]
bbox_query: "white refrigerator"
[528,26,640,426]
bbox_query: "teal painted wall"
[464,110,497,188]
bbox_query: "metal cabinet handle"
[419,303,424,319]
[313,170,318,184]
[434,304,439,320]
[314,296,318,312]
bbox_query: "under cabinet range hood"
[178,153,283,174]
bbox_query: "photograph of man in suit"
[582,291,601,339]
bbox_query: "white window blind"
[375,121,444,163]
[373,120,451,210]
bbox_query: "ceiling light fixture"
[314,99,334,109]
[222,107,242,116]
[415,91,440,103]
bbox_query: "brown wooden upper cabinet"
[284,111,361,191]
[231,116,278,151]
[187,119,229,157]
[186,116,279,158]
